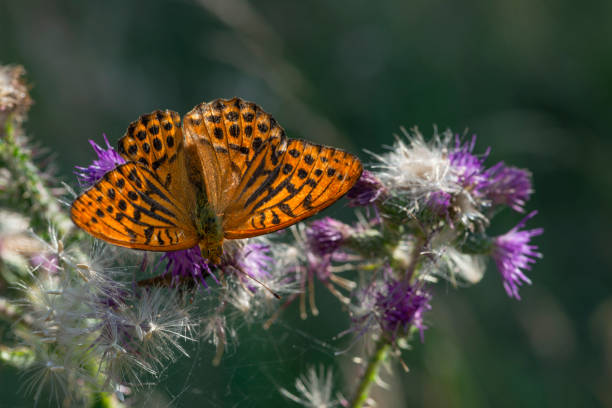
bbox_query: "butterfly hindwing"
[182,100,231,212]
[182,97,287,212]
[70,163,199,251]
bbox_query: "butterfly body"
[71,98,362,261]
[194,198,224,263]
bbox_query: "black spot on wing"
[271,211,280,225]
[152,153,168,170]
[278,203,295,217]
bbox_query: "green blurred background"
[1,0,611,406]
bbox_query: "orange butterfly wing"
[182,97,363,239]
[223,139,362,238]
[117,109,196,208]
[70,163,199,251]
[182,98,270,213]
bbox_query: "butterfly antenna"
[235,265,281,299]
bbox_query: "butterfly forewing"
[118,110,184,196]
[70,163,199,251]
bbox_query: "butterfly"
[70,97,363,262]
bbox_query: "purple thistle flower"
[222,242,273,292]
[481,162,533,212]
[449,135,533,212]
[160,246,217,287]
[426,190,452,217]
[449,134,489,190]
[491,210,543,299]
[375,278,431,342]
[346,170,386,207]
[234,243,272,279]
[75,134,125,187]
[306,217,351,256]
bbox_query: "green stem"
[350,338,391,408]
[0,114,74,241]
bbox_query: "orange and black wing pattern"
[222,137,362,238]
[182,97,362,238]
[182,98,288,212]
[116,110,192,200]
[180,97,362,239]
[70,163,199,251]
[71,97,362,249]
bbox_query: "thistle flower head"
[373,128,455,207]
[375,278,431,342]
[160,245,217,287]
[351,268,432,343]
[448,134,489,190]
[220,240,272,289]
[306,217,352,256]
[369,128,486,226]
[370,128,535,231]
[74,134,125,187]
[491,211,543,299]
[93,287,197,389]
[481,162,533,212]
[346,170,387,207]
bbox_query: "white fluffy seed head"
[372,128,459,209]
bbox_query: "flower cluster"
[12,236,197,404]
[58,123,543,407]
[2,66,543,408]
[349,128,541,299]
[366,129,532,227]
